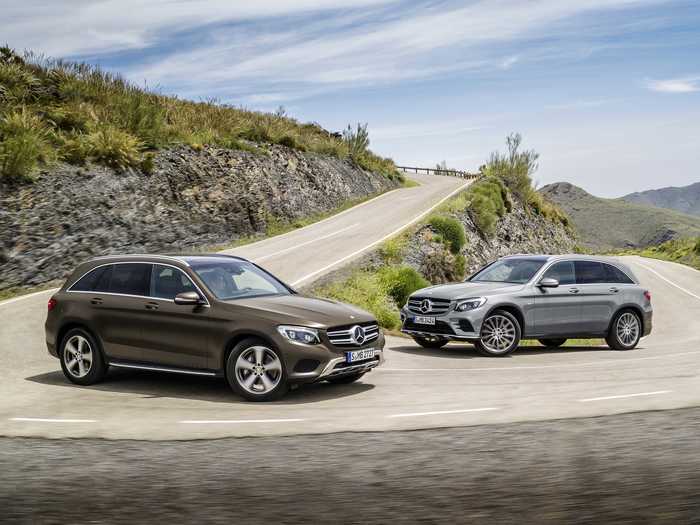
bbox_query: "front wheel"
[226,338,289,401]
[474,310,521,357]
[326,372,365,384]
[538,338,567,348]
[606,309,642,350]
[412,336,448,349]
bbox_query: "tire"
[59,328,108,385]
[412,336,448,349]
[538,338,567,348]
[606,309,642,350]
[326,372,366,385]
[226,337,289,401]
[474,309,521,357]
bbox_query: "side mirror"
[174,291,205,305]
[538,277,560,288]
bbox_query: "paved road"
[4,408,700,524]
[1,174,699,439]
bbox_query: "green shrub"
[485,132,538,200]
[0,108,53,180]
[59,133,92,164]
[379,236,407,264]
[343,123,370,160]
[694,238,700,255]
[87,126,141,171]
[420,245,464,284]
[0,62,40,103]
[140,152,156,174]
[429,215,466,253]
[378,265,429,307]
[454,254,467,279]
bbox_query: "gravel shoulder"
[3,408,700,524]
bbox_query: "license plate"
[413,316,436,325]
[346,348,377,363]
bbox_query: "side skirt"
[108,360,224,378]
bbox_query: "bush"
[343,123,370,160]
[378,265,429,307]
[694,238,700,255]
[59,133,92,164]
[485,132,538,200]
[87,126,141,171]
[0,108,53,180]
[140,152,156,174]
[379,236,407,264]
[429,215,466,253]
[420,244,464,284]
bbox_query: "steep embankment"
[622,181,700,217]
[0,145,398,290]
[540,182,700,251]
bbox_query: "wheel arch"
[483,303,525,334]
[607,304,645,336]
[56,321,102,355]
[222,329,279,371]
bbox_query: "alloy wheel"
[480,314,517,353]
[235,346,283,395]
[616,312,640,346]
[63,335,93,378]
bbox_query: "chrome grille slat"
[327,322,380,346]
[407,296,451,315]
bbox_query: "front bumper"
[400,307,483,341]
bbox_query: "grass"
[0,47,401,181]
[621,237,700,271]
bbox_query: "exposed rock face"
[404,194,576,282]
[0,145,398,290]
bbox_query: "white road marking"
[253,223,359,262]
[388,407,498,418]
[291,180,471,285]
[578,390,671,402]
[9,417,97,423]
[635,262,700,301]
[179,418,306,424]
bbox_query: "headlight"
[277,325,321,345]
[454,297,487,312]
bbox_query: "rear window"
[107,263,151,296]
[70,265,112,292]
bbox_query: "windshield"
[469,258,546,284]
[189,259,291,300]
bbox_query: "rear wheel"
[606,309,642,350]
[474,310,521,357]
[326,372,365,384]
[538,338,567,348]
[59,328,108,385]
[412,336,448,349]
[226,338,289,401]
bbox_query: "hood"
[410,281,525,301]
[223,294,375,328]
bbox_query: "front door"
[533,260,583,336]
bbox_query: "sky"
[2,0,699,197]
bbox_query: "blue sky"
[3,0,699,196]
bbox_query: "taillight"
[644,290,651,302]
[47,297,57,311]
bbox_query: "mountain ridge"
[621,181,700,217]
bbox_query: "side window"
[71,265,112,292]
[574,261,608,284]
[542,261,575,285]
[107,263,151,296]
[604,264,634,284]
[150,264,196,300]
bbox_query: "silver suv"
[401,254,652,356]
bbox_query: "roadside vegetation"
[0,47,401,182]
[622,237,700,271]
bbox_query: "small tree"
[343,122,370,160]
[486,132,539,200]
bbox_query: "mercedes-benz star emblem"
[352,325,366,345]
[420,299,432,314]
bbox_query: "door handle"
[568,288,580,294]
[145,301,159,310]
[609,287,619,293]
[90,297,103,305]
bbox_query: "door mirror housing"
[538,277,560,288]
[174,291,205,305]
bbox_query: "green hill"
[540,182,700,251]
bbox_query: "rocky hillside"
[540,182,700,251]
[622,181,700,217]
[0,144,399,291]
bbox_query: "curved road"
[1,174,699,440]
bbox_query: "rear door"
[138,264,213,369]
[533,260,583,335]
[574,261,618,334]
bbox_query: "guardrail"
[396,166,479,179]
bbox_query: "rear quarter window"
[604,264,635,284]
[70,265,112,292]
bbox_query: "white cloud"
[646,77,700,93]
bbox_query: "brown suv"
[45,254,384,401]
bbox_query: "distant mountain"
[539,182,700,251]
[622,182,700,216]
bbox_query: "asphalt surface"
[3,408,700,524]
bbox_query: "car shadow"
[25,368,375,405]
[389,342,617,359]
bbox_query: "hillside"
[622,181,700,217]
[540,182,700,251]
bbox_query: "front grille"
[407,296,452,315]
[326,321,380,347]
[403,319,455,335]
